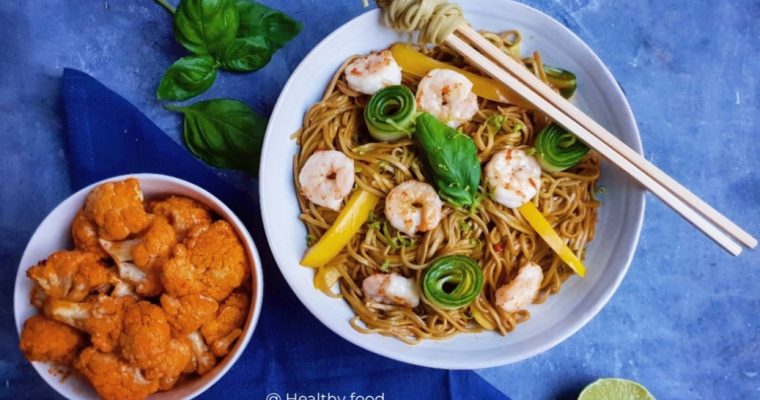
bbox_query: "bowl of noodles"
[260,0,644,369]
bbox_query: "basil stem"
[154,0,176,14]
[534,123,589,172]
[423,255,484,310]
[414,113,481,207]
[364,85,417,141]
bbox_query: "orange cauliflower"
[46,295,135,353]
[201,292,249,357]
[160,293,218,335]
[100,216,177,296]
[84,178,149,241]
[184,331,216,375]
[210,328,243,357]
[75,347,159,400]
[19,315,84,364]
[119,301,171,370]
[149,196,212,241]
[111,277,137,298]
[162,221,249,302]
[30,284,47,310]
[145,338,192,390]
[71,209,107,259]
[27,250,113,303]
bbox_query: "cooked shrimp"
[345,50,402,95]
[495,262,544,313]
[384,180,443,236]
[299,150,355,211]
[362,273,420,308]
[416,69,478,128]
[485,147,542,208]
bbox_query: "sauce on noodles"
[294,31,600,344]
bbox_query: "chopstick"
[443,26,757,255]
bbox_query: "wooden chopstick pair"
[443,25,756,255]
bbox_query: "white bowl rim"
[13,173,265,399]
[260,2,645,369]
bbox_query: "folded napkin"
[62,68,509,400]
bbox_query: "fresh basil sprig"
[173,0,240,55]
[157,55,219,101]
[165,99,266,173]
[234,0,302,49]
[218,36,272,72]
[156,0,302,100]
[414,113,481,207]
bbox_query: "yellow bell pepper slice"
[313,265,342,295]
[390,43,532,109]
[517,201,586,277]
[470,304,496,331]
[301,189,380,268]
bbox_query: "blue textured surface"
[0,1,757,399]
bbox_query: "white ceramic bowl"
[260,1,644,369]
[14,173,264,399]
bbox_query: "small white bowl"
[259,1,645,369]
[14,173,264,399]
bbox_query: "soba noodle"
[376,0,466,45]
[294,32,600,344]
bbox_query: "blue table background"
[1,1,758,399]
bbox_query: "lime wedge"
[578,378,655,400]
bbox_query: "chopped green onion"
[534,123,589,172]
[423,255,484,310]
[486,114,506,132]
[364,85,417,141]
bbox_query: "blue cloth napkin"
[61,68,509,400]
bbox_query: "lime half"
[578,378,655,400]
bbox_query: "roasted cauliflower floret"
[111,277,137,298]
[119,301,171,370]
[19,315,84,364]
[100,217,177,296]
[209,328,243,357]
[71,209,108,259]
[30,284,47,310]
[184,331,216,375]
[160,293,218,335]
[162,221,249,301]
[84,178,150,241]
[145,338,192,390]
[201,292,249,357]
[75,347,159,400]
[27,250,113,303]
[46,295,135,353]
[149,196,212,241]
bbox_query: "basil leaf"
[218,36,272,72]
[414,113,481,207]
[157,55,218,101]
[174,0,239,55]
[234,0,302,49]
[166,99,266,173]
